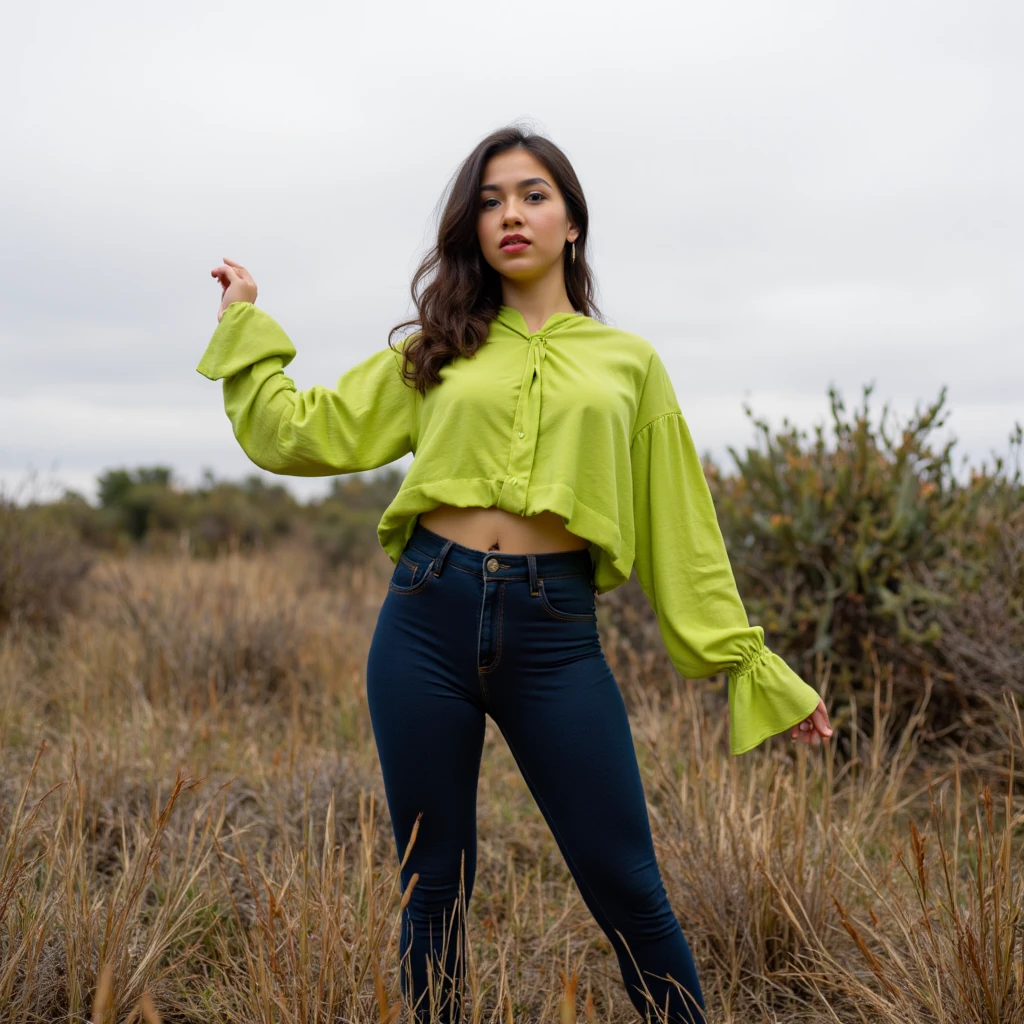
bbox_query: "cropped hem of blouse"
[376,477,631,593]
[197,299,821,756]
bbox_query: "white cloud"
[2,0,1021,505]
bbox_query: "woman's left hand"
[790,699,833,747]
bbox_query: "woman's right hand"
[212,257,259,322]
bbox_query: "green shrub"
[0,496,94,633]
[307,469,404,569]
[708,384,1022,715]
[183,474,297,556]
[96,465,181,541]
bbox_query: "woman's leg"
[366,559,486,1024]
[489,573,707,1024]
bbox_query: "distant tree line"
[9,465,406,563]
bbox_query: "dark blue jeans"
[366,523,706,1024]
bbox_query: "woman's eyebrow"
[479,177,552,193]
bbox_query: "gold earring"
[571,241,576,264]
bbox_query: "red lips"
[500,234,530,247]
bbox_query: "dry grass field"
[1,543,1021,1023]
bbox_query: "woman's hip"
[370,522,604,691]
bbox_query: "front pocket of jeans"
[388,552,434,594]
[537,576,596,621]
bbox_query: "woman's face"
[476,147,579,287]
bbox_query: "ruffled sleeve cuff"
[196,302,296,381]
[727,640,822,756]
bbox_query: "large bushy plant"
[707,384,1022,725]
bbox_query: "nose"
[502,200,525,227]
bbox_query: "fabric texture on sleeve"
[630,408,821,756]
[196,301,419,475]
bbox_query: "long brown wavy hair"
[388,121,604,395]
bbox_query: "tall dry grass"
[1,544,1022,1023]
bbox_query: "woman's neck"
[500,278,575,335]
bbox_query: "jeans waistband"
[406,521,595,583]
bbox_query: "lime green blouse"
[197,300,821,754]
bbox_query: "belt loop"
[432,539,454,577]
[527,554,539,596]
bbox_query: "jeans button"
[486,557,499,572]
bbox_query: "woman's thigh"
[366,547,487,885]
[485,578,662,915]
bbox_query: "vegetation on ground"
[1,384,1021,1022]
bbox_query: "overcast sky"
[2,0,1021,506]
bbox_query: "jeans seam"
[478,582,504,675]
[388,562,435,595]
[475,583,496,710]
[537,579,597,622]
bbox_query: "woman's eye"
[481,193,546,210]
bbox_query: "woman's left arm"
[630,404,833,756]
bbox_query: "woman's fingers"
[211,259,244,278]
[211,258,257,322]
[790,700,833,745]
[813,702,833,739]
[223,257,251,282]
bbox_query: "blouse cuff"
[727,640,821,756]
[196,302,296,381]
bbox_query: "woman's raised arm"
[198,260,420,475]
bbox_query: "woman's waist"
[407,518,594,581]
[417,503,590,555]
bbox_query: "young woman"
[200,124,833,1024]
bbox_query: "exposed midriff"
[417,504,591,554]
